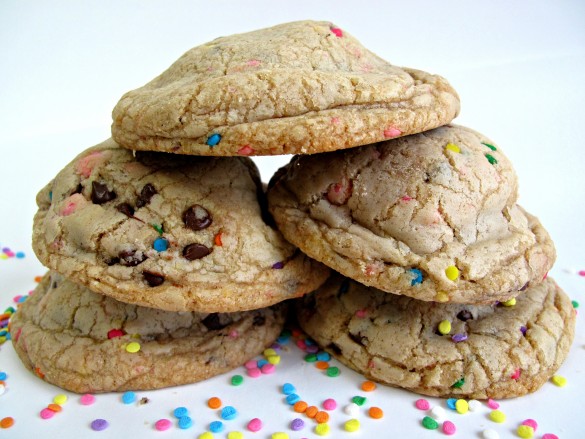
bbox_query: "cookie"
[111,20,460,156]
[268,125,555,304]
[297,274,575,399]
[32,139,329,312]
[10,272,287,393]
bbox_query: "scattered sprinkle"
[422,416,439,430]
[344,419,360,432]
[305,406,319,418]
[361,381,376,392]
[415,399,430,410]
[209,420,224,433]
[483,429,500,439]
[282,383,296,395]
[208,397,222,409]
[286,393,301,405]
[443,420,456,435]
[446,398,457,410]
[344,403,360,416]
[228,433,243,439]
[542,434,558,439]
[489,409,506,423]
[40,408,55,419]
[199,433,214,439]
[290,418,305,431]
[53,394,68,405]
[445,265,460,281]
[154,419,172,431]
[125,341,141,353]
[351,396,366,406]
[326,366,340,377]
[522,419,538,431]
[455,399,469,414]
[294,401,308,413]
[572,300,579,308]
[322,398,337,410]
[468,399,481,411]
[207,133,221,146]
[178,416,193,429]
[221,406,238,421]
[272,433,289,439]
[315,423,330,436]
[247,418,262,432]
[482,142,497,151]
[91,419,109,431]
[315,411,330,424]
[551,375,567,387]
[485,153,498,165]
[487,398,500,409]
[0,417,14,428]
[368,407,384,419]
[173,407,189,418]
[122,391,136,404]
[517,425,534,438]
[431,406,446,420]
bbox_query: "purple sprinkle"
[451,333,468,343]
[291,418,305,431]
[305,345,319,354]
[91,419,109,431]
[271,343,282,350]
[2,247,10,253]
[272,261,284,269]
[520,326,527,335]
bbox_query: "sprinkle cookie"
[32,139,329,312]
[296,274,575,399]
[111,20,460,156]
[268,125,555,304]
[10,272,287,393]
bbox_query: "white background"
[1,1,584,438]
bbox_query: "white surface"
[1,1,584,437]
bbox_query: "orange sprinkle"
[316,361,329,370]
[291,329,304,337]
[361,380,377,392]
[0,417,14,428]
[34,275,43,283]
[47,404,62,412]
[305,406,319,418]
[315,411,330,424]
[369,407,384,419]
[294,401,308,413]
[214,232,223,246]
[207,397,222,409]
[34,367,45,379]
[0,313,10,321]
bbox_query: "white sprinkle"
[0,384,5,396]
[468,399,481,411]
[483,429,500,439]
[344,403,360,416]
[430,405,446,420]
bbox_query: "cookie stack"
[12,21,574,399]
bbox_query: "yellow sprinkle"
[228,432,244,439]
[272,433,289,439]
[199,433,214,439]
[125,342,141,353]
[263,348,277,357]
[315,423,330,436]
[130,333,141,339]
[53,394,68,405]
[551,375,567,387]
[267,355,281,365]
[517,425,534,438]
[438,320,452,335]
[445,143,461,153]
[436,291,449,302]
[0,254,8,260]
[455,399,469,414]
[502,298,516,307]
[344,419,360,432]
[445,265,460,281]
[489,409,506,423]
[0,336,6,344]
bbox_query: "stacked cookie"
[12,20,574,400]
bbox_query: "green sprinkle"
[485,153,498,165]
[352,396,367,406]
[152,224,164,235]
[326,366,340,377]
[572,300,579,308]
[451,377,465,388]
[231,375,244,386]
[482,142,497,151]
[304,353,318,362]
[422,416,439,430]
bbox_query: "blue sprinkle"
[15,252,25,259]
[206,133,221,146]
[446,398,457,410]
[178,416,193,429]
[221,406,237,421]
[153,237,169,252]
[304,339,315,346]
[257,359,269,368]
[49,191,53,201]
[282,383,296,395]
[409,268,423,286]
[173,407,189,418]
[0,372,6,380]
[316,352,331,362]
[17,296,27,303]
[209,421,224,432]
[272,261,284,269]
[286,393,301,405]
[122,391,136,404]
[0,330,7,337]
[5,333,11,341]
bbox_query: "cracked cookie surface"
[10,272,287,393]
[111,20,460,156]
[32,139,329,312]
[297,274,575,399]
[268,125,555,304]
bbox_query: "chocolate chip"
[91,181,116,204]
[457,310,473,321]
[136,183,157,208]
[71,183,83,195]
[142,271,164,287]
[118,250,147,267]
[202,313,229,330]
[349,332,367,346]
[183,243,212,261]
[183,205,212,230]
[337,279,350,298]
[253,315,266,326]
[116,203,135,217]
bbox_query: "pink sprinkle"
[442,420,456,435]
[383,127,402,138]
[59,194,86,216]
[578,270,585,277]
[330,27,343,37]
[331,117,340,124]
[401,196,413,201]
[521,419,538,431]
[13,295,22,303]
[237,145,255,156]
[542,434,558,439]
[75,151,104,178]
[244,360,257,370]
[154,419,172,431]
[415,399,430,410]
[5,251,14,257]
[107,329,124,339]
[229,330,239,338]
[13,328,22,342]
[355,309,367,318]
[487,398,500,409]
[247,418,263,432]
[511,368,521,380]
[261,363,276,374]
[367,359,376,369]
[80,394,95,406]
[247,59,261,67]
[322,399,337,411]
[40,408,55,419]
[247,367,262,378]
[296,339,307,350]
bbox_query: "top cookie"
[33,139,329,312]
[268,125,555,304]
[111,20,460,156]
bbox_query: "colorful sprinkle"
[0,417,14,428]
[286,394,301,405]
[155,419,172,431]
[315,411,330,424]
[178,416,193,429]
[436,291,450,302]
[199,433,214,439]
[209,420,224,433]
[153,237,169,252]
[409,268,423,285]
[451,333,468,343]
[122,391,136,404]
[443,420,457,435]
[452,377,465,388]
[294,401,308,413]
[282,383,296,394]
[502,298,516,307]
[272,261,284,269]
[422,416,439,430]
[40,408,55,419]
[344,403,360,416]
[53,394,68,405]
[247,418,262,432]
[231,375,243,386]
[487,399,500,409]
[330,27,343,37]
[125,341,141,353]
[455,399,469,414]
[316,352,331,361]
[208,397,222,409]
[522,419,538,430]
[261,363,276,374]
[326,366,340,377]
[517,425,534,438]
[305,406,319,418]
[415,399,430,410]
[542,434,558,439]
[272,433,289,439]
[445,265,459,281]
[173,407,189,418]
[445,143,461,153]
[315,423,330,436]
[485,153,498,165]
[431,406,446,420]
[468,399,481,411]
[438,320,452,335]
[48,404,62,413]
[446,398,457,410]
[551,375,567,387]
[228,433,244,439]
[482,142,497,151]
[237,145,255,156]
[361,381,376,392]
[207,133,221,146]
[91,419,109,431]
[383,127,402,138]
[290,418,305,431]
[107,328,124,339]
[352,396,366,406]
[489,409,506,423]
[572,300,579,308]
[322,398,337,410]
[482,429,500,439]
[344,419,360,432]
[368,407,384,419]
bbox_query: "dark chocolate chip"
[118,250,147,267]
[136,183,157,208]
[116,203,135,217]
[183,243,212,261]
[349,332,367,346]
[142,271,164,287]
[71,183,83,195]
[202,313,229,330]
[253,315,266,326]
[457,310,473,321]
[182,205,212,230]
[91,181,116,204]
